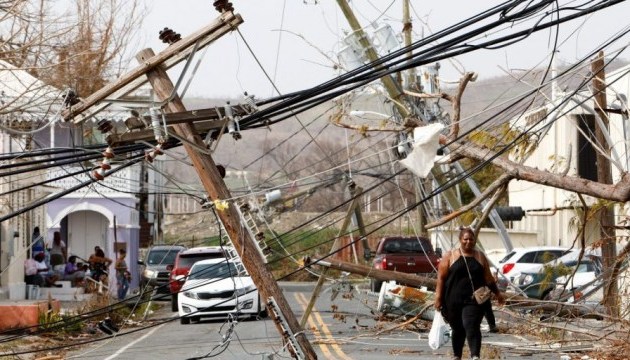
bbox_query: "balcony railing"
[46,165,141,196]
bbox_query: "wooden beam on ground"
[309,258,602,317]
[305,257,438,290]
[137,48,316,360]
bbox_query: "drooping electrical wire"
[234,0,623,133]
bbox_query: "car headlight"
[519,274,534,286]
[183,291,199,300]
[143,269,157,279]
[234,284,256,297]
[238,299,254,310]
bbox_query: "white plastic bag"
[428,311,450,350]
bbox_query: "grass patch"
[267,228,343,280]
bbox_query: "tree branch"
[446,72,476,142]
[453,142,630,202]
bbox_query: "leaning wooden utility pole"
[336,0,516,252]
[336,0,409,118]
[591,51,619,316]
[402,0,416,88]
[137,48,317,360]
[402,1,428,237]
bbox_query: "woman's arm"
[479,250,505,305]
[434,251,451,310]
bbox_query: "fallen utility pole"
[138,47,316,359]
[336,1,516,252]
[304,256,437,290]
[335,0,409,118]
[307,257,602,318]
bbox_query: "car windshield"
[147,250,179,265]
[499,251,516,263]
[382,238,433,254]
[189,262,238,280]
[179,253,224,268]
[568,261,593,273]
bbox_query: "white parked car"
[485,248,507,268]
[498,246,576,281]
[177,258,263,324]
[550,255,603,301]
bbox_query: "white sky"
[136,1,630,99]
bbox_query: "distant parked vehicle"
[485,248,507,268]
[138,245,186,294]
[549,255,603,301]
[178,258,263,324]
[498,246,575,282]
[370,236,441,293]
[168,246,228,311]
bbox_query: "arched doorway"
[65,210,109,261]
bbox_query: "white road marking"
[103,323,166,360]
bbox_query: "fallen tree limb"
[307,257,609,318]
[452,142,630,202]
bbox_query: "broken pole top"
[62,11,243,124]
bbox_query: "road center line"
[293,293,334,359]
[297,292,353,360]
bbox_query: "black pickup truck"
[370,236,441,292]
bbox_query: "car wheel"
[255,296,268,319]
[258,308,268,319]
[370,279,382,293]
[171,294,178,312]
[180,316,190,325]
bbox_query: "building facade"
[0,60,159,298]
[508,64,630,249]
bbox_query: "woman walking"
[434,227,505,360]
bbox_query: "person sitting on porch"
[31,253,59,287]
[64,256,86,287]
[25,255,44,287]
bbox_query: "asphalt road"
[62,282,580,360]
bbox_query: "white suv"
[498,246,576,281]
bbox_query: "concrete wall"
[433,228,538,252]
